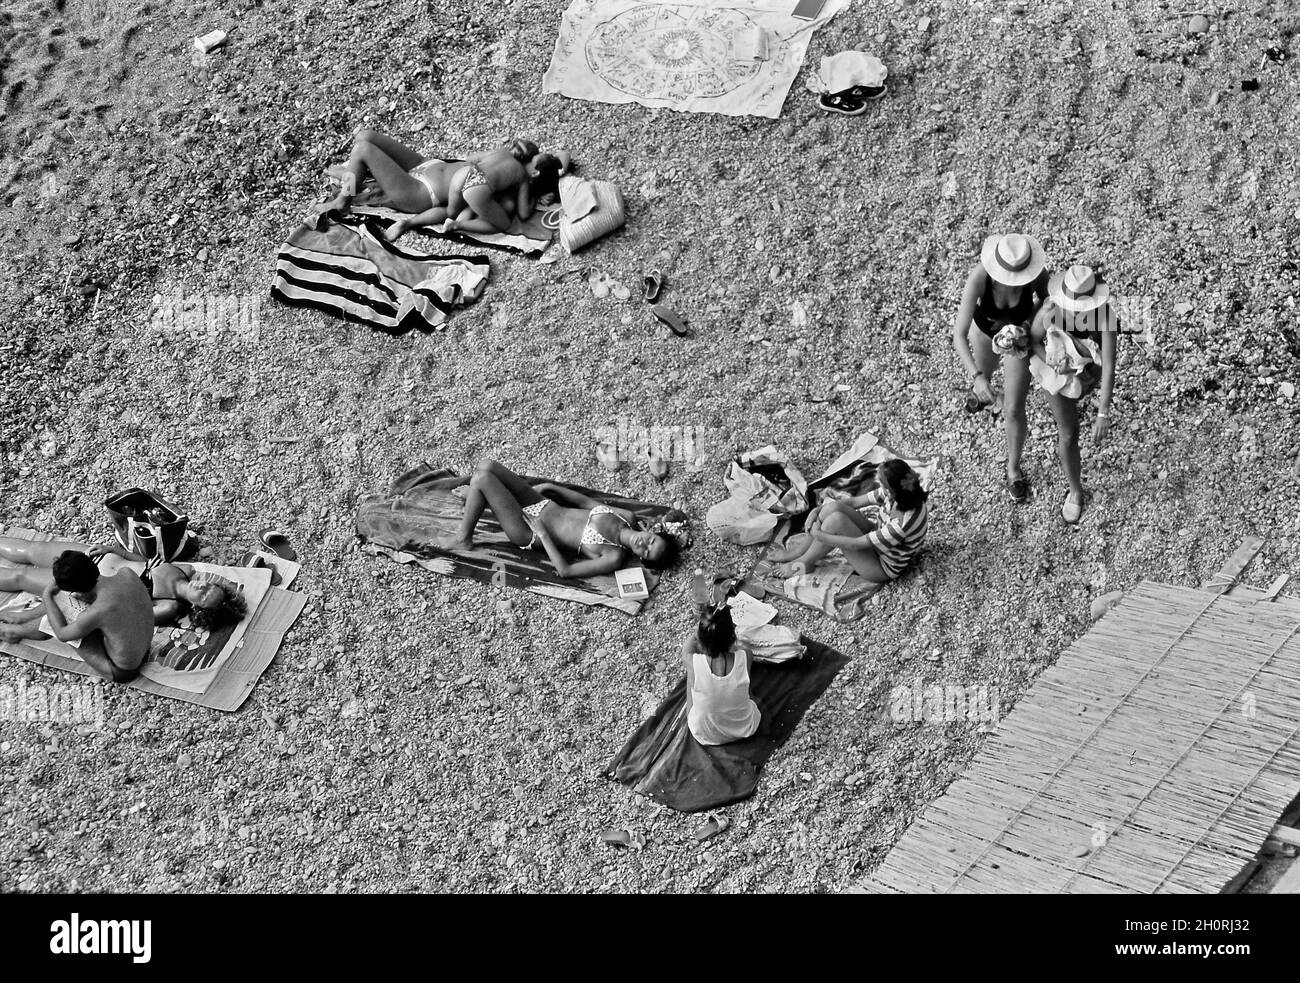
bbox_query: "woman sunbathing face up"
[432,459,680,580]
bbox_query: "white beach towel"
[543,0,848,118]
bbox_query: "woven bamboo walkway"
[862,581,1300,893]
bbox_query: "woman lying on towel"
[768,460,929,583]
[434,459,677,579]
[683,604,761,746]
[0,536,246,630]
[314,130,566,241]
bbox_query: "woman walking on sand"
[951,232,1051,505]
[1025,264,1118,524]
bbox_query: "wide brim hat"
[1048,264,1111,313]
[981,233,1047,287]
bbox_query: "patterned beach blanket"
[543,0,848,118]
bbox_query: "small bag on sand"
[558,175,626,253]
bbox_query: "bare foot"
[383,220,408,242]
[312,196,350,217]
[766,534,812,563]
[770,560,808,579]
[433,535,473,553]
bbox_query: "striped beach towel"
[271,215,489,334]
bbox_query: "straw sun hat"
[980,233,1046,287]
[1048,264,1111,313]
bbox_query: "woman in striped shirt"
[770,460,929,582]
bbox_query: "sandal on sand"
[651,304,689,337]
[599,828,645,849]
[1062,491,1089,524]
[258,529,298,562]
[817,92,868,116]
[643,269,663,303]
[241,552,282,587]
[1007,477,1031,504]
[693,815,730,843]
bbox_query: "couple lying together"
[315,130,569,241]
[0,537,245,683]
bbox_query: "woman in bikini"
[313,131,565,241]
[951,232,1051,504]
[434,459,677,579]
[1025,265,1118,523]
[0,536,246,630]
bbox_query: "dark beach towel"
[605,638,850,811]
[356,463,678,615]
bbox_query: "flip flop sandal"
[651,304,689,337]
[258,529,298,562]
[643,269,663,303]
[693,815,730,843]
[817,92,868,116]
[599,828,645,849]
[1007,477,1031,504]
[240,552,282,586]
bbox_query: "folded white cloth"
[734,25,770,62]
[558,174,598,222]
[806,50,888,94]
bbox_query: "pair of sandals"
[817,83,887,116]
[643,269,689,337]
[1007,477,1088,524]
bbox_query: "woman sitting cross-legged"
[682,603,761,746]
[768,459,929,582]
[433,459,678,579]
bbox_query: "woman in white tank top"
[683,605,761,746]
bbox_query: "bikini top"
[580,505,630,548]
[973,269,1048,330]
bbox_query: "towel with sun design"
[543,0,847,118]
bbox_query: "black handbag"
[104,488,191,561]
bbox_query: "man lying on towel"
[433,459,679,579]
[0,537,247,682]
[768,460,929,582]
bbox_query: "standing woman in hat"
[1027,265,1118,524]
[952,233,1051,503]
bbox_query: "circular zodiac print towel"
[543,0,848,118]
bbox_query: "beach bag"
[557,175,625,253]
[725,446,809,515]
[104,488,191,561]
[705,497,779,546]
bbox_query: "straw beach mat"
[557,176,626,253]
[859,581,1300,893]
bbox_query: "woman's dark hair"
[190,586,248,631]
[529,153,562,200]
[642,531,679,571]
[879,459,928,512]
[697,604,736,658]
[53,551,98,594]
